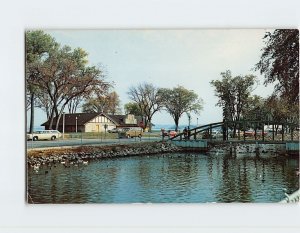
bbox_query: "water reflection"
[27,152,299,203]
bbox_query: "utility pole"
[62,112,65,139]
[75,116,78,133]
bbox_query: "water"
[27,152,299,203]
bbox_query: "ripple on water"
[27,152,299,203]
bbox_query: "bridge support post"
[262,123,265,141]
[254,122,257,141]
[226,124,229,141]
[272,124,275,141]
[223,122,226,141]
[243,121,246,141]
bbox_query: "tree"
[127,83,162,131]
[242,95,267,121]
[124,102,143,116]
[32,45,108,130]
[256,29,299,104]
[159,86,203,131]
[264,95,299,134]
[82,91,121,114]
[25,30,58,132]
[210,70,256,136]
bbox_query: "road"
[27,137,162,149]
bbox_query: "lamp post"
[62,112,65,139]
[75,116,78,133]
[187,113,191,128]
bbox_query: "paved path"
[27,137,161,149]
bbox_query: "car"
[27,130,62,141]
[118,128,144,138]
[255,130,268,136]
[108,128,120,133]
[168,130,177,137]
[244,130,255,137]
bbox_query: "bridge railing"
[279,189,300,203]
[169,120,299,142]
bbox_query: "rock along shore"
[27,142,183,168]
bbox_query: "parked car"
[27,130,62,141]
[108,128,120,133]
[168,130,177,137]
[244,130,255,137]
[255,130,268,136]
[118,128,143,138]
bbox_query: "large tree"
[25,30,58,132]
[82,91,121,114]
[210,70,256,136]
[256,29,299,103]
[127,83,162,131]
[159,86,203,131]
[31,45,108,129]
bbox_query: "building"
[41,113,142,133]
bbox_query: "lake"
[27,152,299,203]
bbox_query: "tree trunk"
[55,112,62,130]
[48,107,55,130]
[55,105,67,130]
[275,125,279,135]
[147,117,152,132]
[174,117,179,131]
[29,93,34,133]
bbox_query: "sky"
[29,29,275,128]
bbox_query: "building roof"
[41,113,139,127]
[41,113,100,126]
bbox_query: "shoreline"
[27,141,185,167]
[27,141,299,168]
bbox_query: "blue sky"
[30,29,275,128]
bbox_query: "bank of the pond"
[27,140,298,168]
[27,142,184,167]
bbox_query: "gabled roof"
[41,113,101,126]
[41,112,138,127]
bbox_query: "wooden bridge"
[169,120,299,142]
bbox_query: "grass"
[63,131,162,139]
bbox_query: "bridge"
[168,120,299,154]
[169,120,299,142]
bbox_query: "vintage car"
[118,128,143,138]
[27,130,62,141]
[107,128,120,133]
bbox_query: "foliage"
[242,95,268,121]
[26,30,59,132]
[82,91,121,115]
[255,29,299,103]
[210,70,256,136]
[264,95,299,124]
[159,86,203,131]
[127,83,162,131]
[26,30,109,130]
[124,102,143,116]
